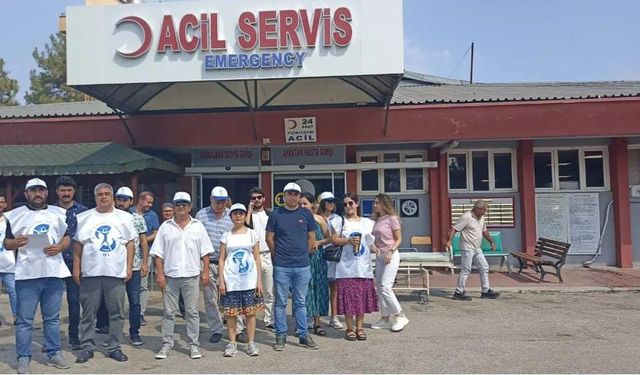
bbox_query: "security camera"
[225,166,231,171]
[298,165,305,169]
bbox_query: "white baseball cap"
[25,178,47,190]
[229,203,247,215]
[283,182,302,193]
[210,186,228,201]
[173,191,191,204]
[115,186,134,199]
[318,191,336,202]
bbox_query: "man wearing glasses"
[266,182,318,351]
[239,187,274,331]
[195,186,233,344]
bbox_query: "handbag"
[322,216,345,262]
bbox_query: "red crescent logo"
[115,16,152,59]
[287,119,298,130]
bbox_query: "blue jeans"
[64,262,80,340]
[15,277,64,359]
[273,266,311,338]
[0,273,17,318]
[126,270,141,336]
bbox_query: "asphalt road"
[0,289,638,373]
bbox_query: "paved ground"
[0,286,639,373]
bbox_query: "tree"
[0,58,19,106]
[24,32,86,104]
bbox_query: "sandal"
[355,329,367,341]
[313,325,327,336]
[345,329,357,341]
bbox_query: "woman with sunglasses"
[317,192,344,330]
[299,192,330,336]
[331,192,378,341]
[371,193,409,332]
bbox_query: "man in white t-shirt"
[0,193,16,326]
[151,192,213,360]
[241,186,274,331]
[3,178,71,373]
[73,183,136,364]
[446,199,500,301]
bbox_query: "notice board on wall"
[535,193,600,254]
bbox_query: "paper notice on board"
[567,193,600,254]
[535,194,568,243]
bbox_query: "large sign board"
[66,0,403,85]
[535,193,601,254]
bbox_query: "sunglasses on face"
[175,203,189,208]
[251,196,264,200]
[343,201,355,207]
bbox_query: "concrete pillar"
[609,138,633,268]
[260,172,272,209]
[517,140,538,254]
[428,149,442,250]
[437,152,450,250]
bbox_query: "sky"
[1,0,639,104]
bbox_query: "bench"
[451,232,512,273]
[510,238,571,282]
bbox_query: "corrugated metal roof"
[2,74,640,119]
[0,101,115,119]
[391,80,640,105]
[0,142,183,176]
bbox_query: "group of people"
[0,174,500,373]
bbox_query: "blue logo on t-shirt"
[33,223,50,235]
[95,225,117,252]
[232,249,251,274]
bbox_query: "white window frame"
[357,151,428,194]
[533,147,609,192]
[447,149,518,193]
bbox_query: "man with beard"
[115,187,149,346]
[4,178,71,373]
[54,176,88,350]
[134,192,159,327]
[73,183,135,364]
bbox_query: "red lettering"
[200,13,209,51]
[179,14,199,52]
[332,7,352,46]
[237,12,257,50]
[322,8,331,47]
[279,10,301,48]
[258,11,278,49]
[300,9,322,48]
[157,15,180,52]
[210,13,226,50]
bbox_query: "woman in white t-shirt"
[218,204,263,357]
[331,192,379,341]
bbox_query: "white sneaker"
[329,316,343,329]
[189,345,202,359]
[370,318,393,330]
[391,314,409,332]
[155,344,171,359]
[223,342,237,357]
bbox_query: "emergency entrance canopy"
[66,0,404,114]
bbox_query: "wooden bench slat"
[511,238,570,283]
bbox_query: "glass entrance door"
[272,172,345,208]
[201,174,259,209]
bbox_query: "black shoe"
[236,332,248,343]
[298,335,319,350]
[481,289,501,299]
[140,316,147,326]
[69,337,81,351]
[453,291,472,301]
[129,333,144,346]
[209,332,222,343]
[109,349,128,362]
[265,323,275,330]
[96,326,109,335]
[273,335,286,351]
[75,350,94,363]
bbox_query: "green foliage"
[24,32,86,104]
[0,58,19,106]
